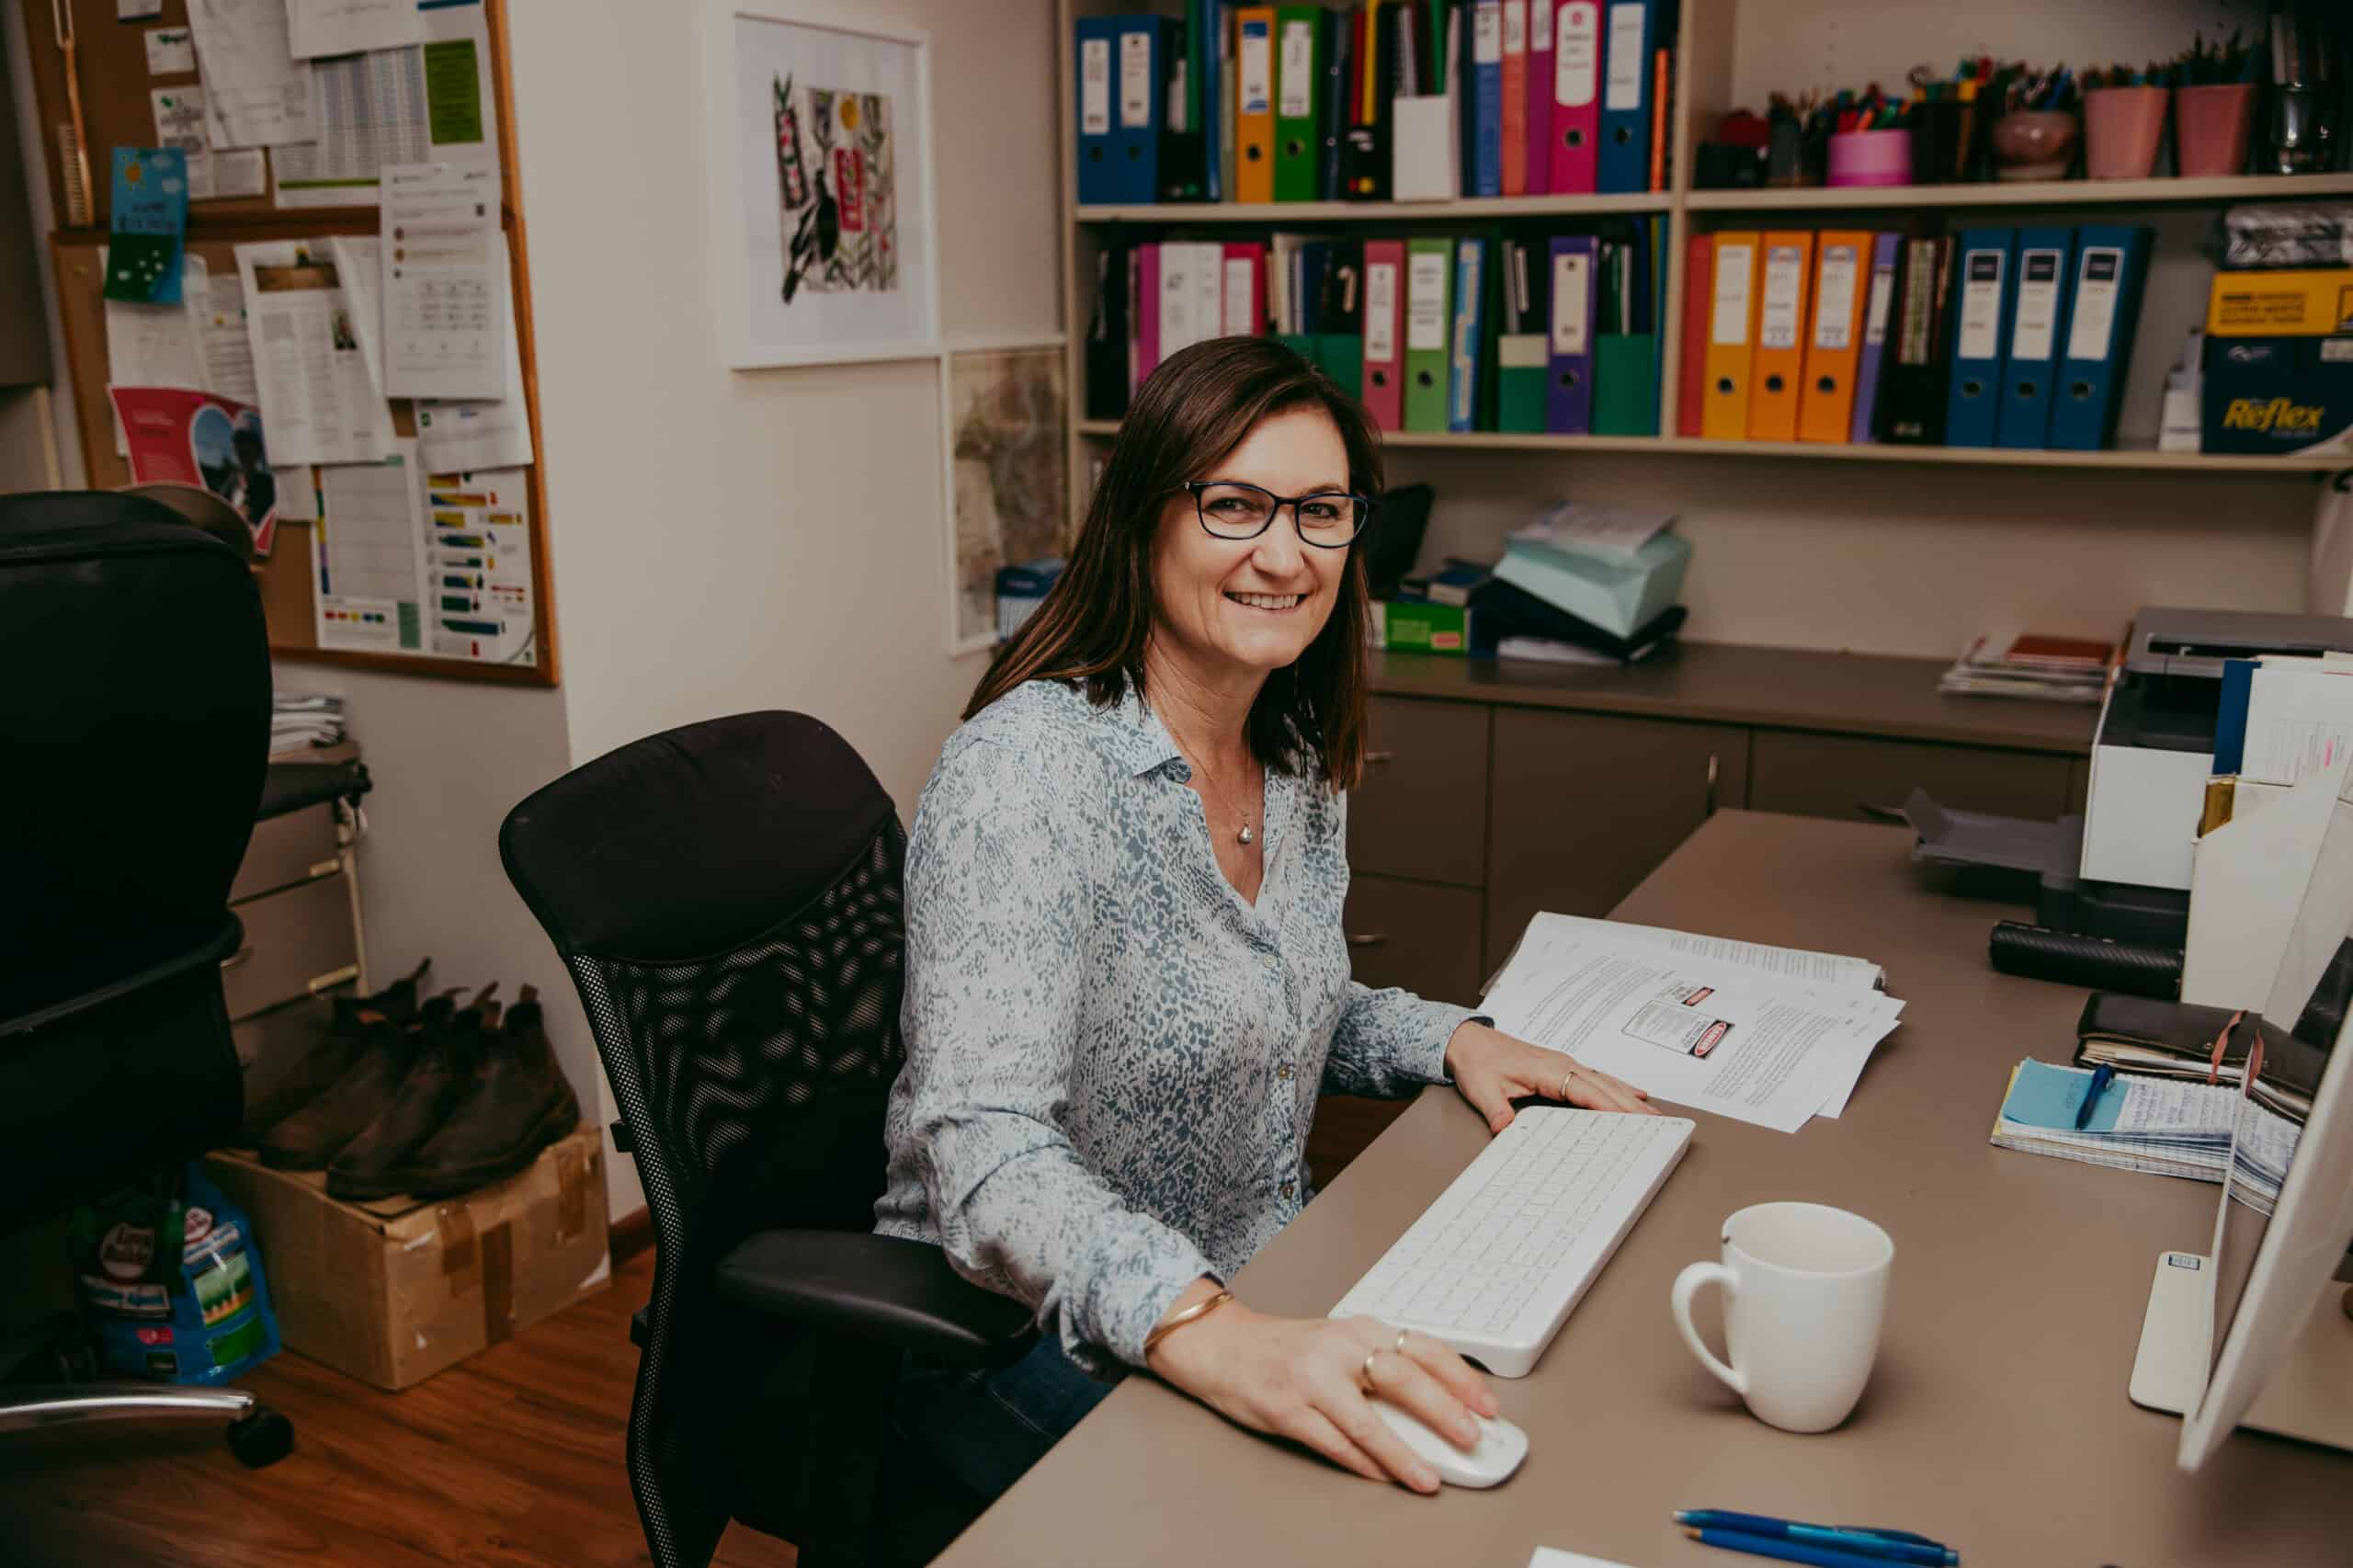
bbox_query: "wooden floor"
[1,1248,795,1568]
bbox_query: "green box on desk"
[1369,600,1473,654]
[2201,335,2353,456]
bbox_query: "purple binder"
[1545,234,1598,434]
[1848,232,1903,445]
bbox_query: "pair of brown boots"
[254,960,580,1201]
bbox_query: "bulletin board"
[21,0,556,686]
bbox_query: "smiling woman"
[872,337,1656,1513]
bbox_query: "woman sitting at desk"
[876,337,1655,1500]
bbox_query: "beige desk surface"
[934,812,2352,1568]
[1370,644,2098,755]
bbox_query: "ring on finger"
[1559,1067,1577,1100]
[1360,1350,1382,1393]
[1392,1329,1410,1357]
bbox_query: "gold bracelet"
[1143,1289,1235,1358]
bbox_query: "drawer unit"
[1748,731,2074,823]
[1485,709,1750,972]
[231,802,343,904]
[1348,696,1489,887]
[1342,874,1484,1008]
[222,870,360,1022]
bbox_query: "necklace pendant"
[1237,824,1255,846]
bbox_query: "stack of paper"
[1479,914,1904,1134]
[270,692,346,756]
[1988,1060,2299,1215]
[1938,631,2113,704]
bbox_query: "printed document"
[1504,912,1888,991]
[419,468,537,666]
[273,1,497,209]
[233,240,395,466]
[415,238,533,471]
[380,161,503,398]
[105,254,208,453]
[316,440,425,652]
[149,86,267,203]
[287,0,424,59]
[187,0,315,148]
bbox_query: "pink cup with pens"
[1826,129,1913,187]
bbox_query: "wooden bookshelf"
[1077,192,1675,223]
[1686,171,2353,212]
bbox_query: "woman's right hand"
[1145,1291,1498,1494]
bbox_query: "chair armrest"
[713,1231,1037,1366]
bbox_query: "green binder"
[1272,6,1322,202]
[1495,333,1549,433]
[1404,236,1452,432]
[1594,334,1661,437]
[1316,334,1364,401]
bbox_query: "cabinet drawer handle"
[1705,753,1721,816]
[1365,750,1396,766]
[1346,932,1389,949]
[307,964,362,995]
[219,945,254,972]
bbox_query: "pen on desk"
[1684,1526,1948,1568]
[2075,1062,2117,1131]
[1674,1514,1957,1566]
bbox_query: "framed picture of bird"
[703,3,940,368]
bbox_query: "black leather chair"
[499,712,1035,1568]
[0,492,290,1466]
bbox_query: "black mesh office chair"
[499,712,1035,1568]
[0,492,290,1466]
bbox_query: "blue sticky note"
[2002,1060,2124,1131]
[106,148,189,305]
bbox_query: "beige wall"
[507,0,1059,812]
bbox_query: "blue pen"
[2075,1062,2117,1130]
[1675,1513,1957,1566]
[1684,1526,1945,1568]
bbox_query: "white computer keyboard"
[1329,1108,1694,1379]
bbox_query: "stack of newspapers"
[1478,914,1905,1134]
[270,692,346,755]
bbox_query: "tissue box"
[1490,530,1692,640]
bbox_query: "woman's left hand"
[1442,1020,1656,1133]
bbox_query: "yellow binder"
[1746,231,1815,442]
[1233,7,1278,204]
[1700,231,1759,441]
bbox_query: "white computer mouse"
[1370,1399,1529,1488]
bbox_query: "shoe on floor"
[240,958,433,1139]
[258,986,488,1172]
[325,994,503,1201]
[375,985,579,1200]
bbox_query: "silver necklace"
[1176,742,1259,846]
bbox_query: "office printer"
[2082,607,2353,892]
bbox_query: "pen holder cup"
[1990,110,2081,181]
[1907,99,1977,183]
[2085,85,2169,179]
[2175,84,2259,177]
[1825,129,1912,188]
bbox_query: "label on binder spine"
[1813,245,1859,351]
[1604,3,1643,110]
[2065,249,2124,360]
[1956,251,2006,361]
[1711,243,1754,347]
[1552,252,1591,355]
[1532,0,1555,54]
[1861,260,1895,347]
[1082,39,1110,136]
[1239,21,1271,116]
[1119,31,1152,129]
[1224,258,1256,336]
[1504,0,1527,53]
[1367,262,1398,361]
[1473,4,1502,65]
[1758,244,1805,351]
[1407,252,1448,352]
[1558,3,1597,106]
[2011,248,2063,361]
[1279,19,1314,117]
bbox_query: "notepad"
[1989,1060,2299,1214]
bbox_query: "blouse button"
[1280,1181,1296,1199]
[1276,1062,1293,1081]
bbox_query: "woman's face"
[1148,405,1354,685]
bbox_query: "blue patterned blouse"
[874,678,1475,1374]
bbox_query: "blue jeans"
[893,1334,1118,1501]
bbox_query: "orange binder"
[1796,230,1872,444]
[1700,230,1760,441]
[1500,0,1529,195]
[1234,6,1278,204]
[1745,230,1815,441]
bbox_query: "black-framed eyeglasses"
[1178,481,1376,548]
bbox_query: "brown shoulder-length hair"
[965,336,1382,790]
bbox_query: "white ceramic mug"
[1670,1201,1894,1433]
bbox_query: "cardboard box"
[1370,599,1472,653]
[204,1124,609,1391]
[2205,268,2353,337]
[2201,335,2353,455]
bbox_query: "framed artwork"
[702,2,941,368]
[940,337,1069,655]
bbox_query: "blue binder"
[1944,228,2016,449]
[1449,236,1490,432]
[1074,18,1121,205]
[1468,0,1504,198]
[1197,0,1222,203]
[1995,227,2076,449]
[2048,226,2154,451]
[1597,0,1655,195]
[1104,17,1163,205]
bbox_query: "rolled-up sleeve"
[898,738,1213,1372]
